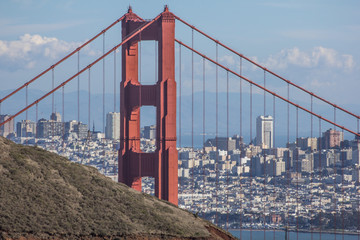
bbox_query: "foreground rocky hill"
[0,137,234,240]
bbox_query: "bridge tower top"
[119,7,178,205]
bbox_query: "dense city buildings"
[3,112,360,231]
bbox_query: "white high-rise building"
[105,112,120,140]
[256,115,273,149]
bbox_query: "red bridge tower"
[118,7,178,205]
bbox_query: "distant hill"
[0,137,235,240]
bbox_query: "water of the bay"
[229,230,360,240]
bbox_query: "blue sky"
[0,0,359,107]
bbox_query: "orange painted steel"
[119,7,178,205]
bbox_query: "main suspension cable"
[0,15,127,105]
[174,39,360,137]
[174,14,360,121]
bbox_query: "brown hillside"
[0,137,235,240]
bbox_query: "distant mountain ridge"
[0,137,235,239]
[1,89,359,145]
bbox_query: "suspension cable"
[226,70,229,231]
[239,56,243,240]
[35,103,38,139]
[174,14,360,121]
[250,82,253,240]
[78,51,80,123]
[285,82,290,240]
[52,68,55,114]
[174,39,360,137]
[319,117,322,240]
[263,69,267,240]
[191,28,195,208]
[202,56,206,216]
[88,68,91,131]
[25,85,28,142]
[215,41,219,226]
[179,43,182,148]
[310,95,314,240]
[0,15,161,129]
[139,32,142,190]
[0,14,127,105]
[103,33,106,134]
[114,49,116,112]
[62,86,65,143]
[272,94,276,240]
[296,107,299,240]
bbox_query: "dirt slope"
[0,137,235,240]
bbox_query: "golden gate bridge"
[0,6,359,240]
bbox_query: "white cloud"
[0,34,89,70]
[264,46,355,71]
[220,55,235,66]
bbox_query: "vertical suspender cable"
[36,103,38,139]
[103,33,106,134]
[296,107,299,240]
[334,107,336,130]
[286,83,290,239]
[250,82,253,240]
[310,95,314,240]
[179,43,182,148]
[263,69,267,240]
[202,57,206,214]
[239,56,243,240]
[358,119,360,240]
[26,85,28,142]
[226,70,229,231]
[319,118,322,240]
[178,43,182,191]
[88,68,91,131]
[191,28,194,206]
[114,50,116,112]
[62,86,65,143]
[341,128,345,240]
[52,68,55,115]
[139,33,142,188]
[52,68,55,142]
[263,70,266,115]
[78,51,80,123]
[240,57,243,139]
[215,42,219,226]
[333,106,338,238]
[51,68,55,147]
[272,94,276,240]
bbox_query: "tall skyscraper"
[256,115,273,149]
[105,112,120,140]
